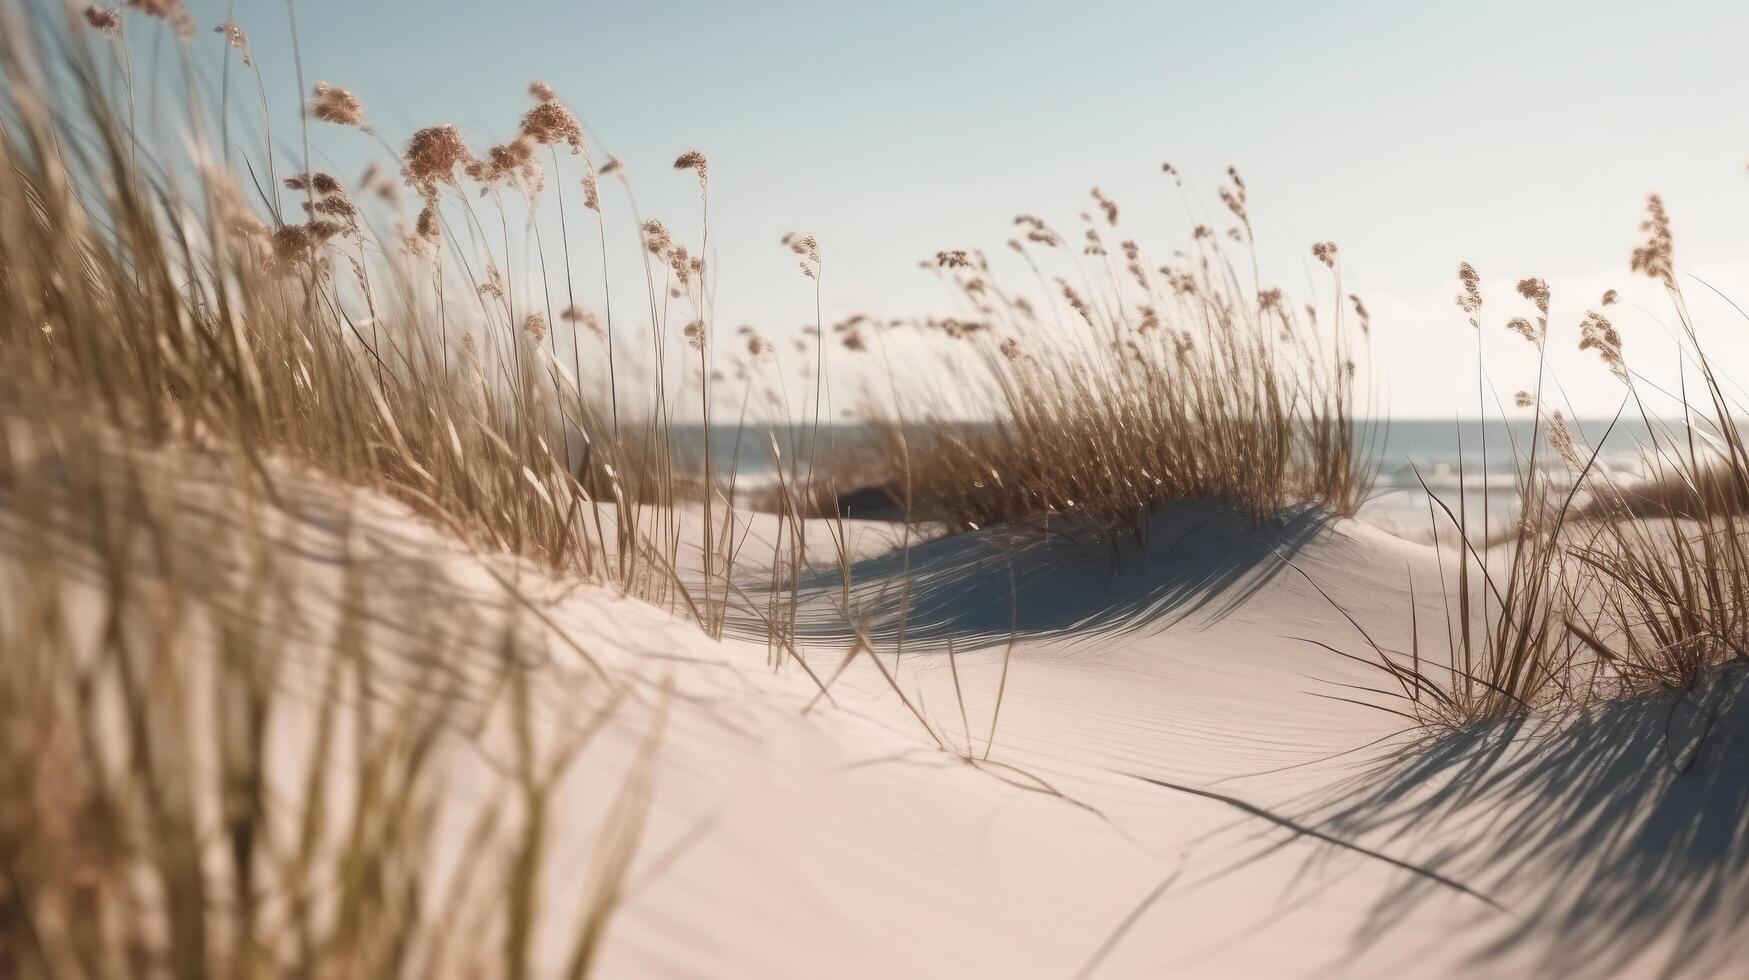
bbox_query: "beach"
[15,445,1735,976]
[7,3,1749,974]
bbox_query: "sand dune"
[9,454,1746,977]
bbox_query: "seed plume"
[82,6,121,36]
[310,82,366,128]
[782,232,820,278]
[1512,277,1550,347]
[1630,194,1676,287]
[1456,261,1483,328]
[673,150,709,189]
[1349,295,1371,335]
[1059,279,1093,326]
[404,124,474,199]
[521,98,583,154]
[477,263,504,299]
[284,172,341,195]
[466,138,542,191]
[214,21,251,63]
[1506,317,1540,346]
[523,312,548,345]
[1091,187,1119,226]
[1220,167,1251,237]
[414,205,440,243]
[1546,411,1586,470]
[125,0,193,38]
[1578,310,1627,382]
[1515,277,1550,315]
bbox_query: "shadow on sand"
[1302,664,1749,976]
[786,501,1332,651]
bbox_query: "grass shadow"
[787,500,1333,651]
[1302,663,1749,975]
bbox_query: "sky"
[117,1,1749,416]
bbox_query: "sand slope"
[11,463,1747,978]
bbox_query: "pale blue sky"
[155,2,1749,415]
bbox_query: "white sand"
[12,459,1748,978]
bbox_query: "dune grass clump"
[0,4,809,972]
[0,8,681,972]
[0,420,663,978]
[856,169,1375,539]
[1322,195,1749,730]
[0,0,835,638]
[1366,270,1599,727]
[1558,198,1749,692]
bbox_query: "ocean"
[1358,417,1660,542]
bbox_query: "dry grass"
[1317,449,1596,729]
[1314,197,1749,730]
[854,171,1375,540]
[0,3,748,973]
[1558,207,1749,692]
[0,0,829,640]
[0,421,660,978]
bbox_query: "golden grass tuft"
[854,182,1375,539]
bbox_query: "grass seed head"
[1349,294,1371,335]
[83,6,121,36]
[1456,261,1483,328]
[1578,310,1627,382]
[521,99,583,154]
[310,82,366,128]
[404,124,475,198]
[582,171,601,211]
[125,0,194,38]
[1630,194,1676,287]
[673,150,708,188]
[1091,187,1119,226]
